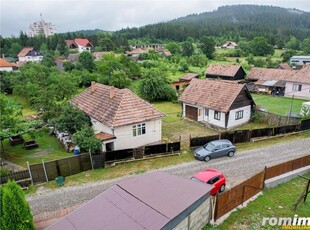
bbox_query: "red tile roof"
[65,40,78,48]
[95,132,115,141]
[75,38,93,47]
[0,58,16,67]
[126,48,145,55]
[70,83,165,128]
[277,63,293,70]
[205,64,243,77]
[248,66,310,84]
[179,73,199,81]
[17,47,34,57]
[222,41,238,47]
[179,78,247,112]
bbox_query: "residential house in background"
[205,64,246,81]
[290,56,310,66]
[65,38,93,53]
[66,53,79,64]
[171,73,199,91]
[0,58,17,72]
[277,63,293,70]
[48,171,212,230]
[248,65,310,99]
[222,41,238,49]
[179,79,255,129]
[125,48,145,60]
[17,47,43,63]
[70,82,165,151]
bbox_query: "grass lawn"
[206,172,310,230]
[252,93,307,116]
[2,131,70,168]
[7,94,37,117]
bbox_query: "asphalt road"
[27,138,310,216]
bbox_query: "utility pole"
[287,94,294,125]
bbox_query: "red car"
[191,169,226,196]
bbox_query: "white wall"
[18,56,43,62]
[227,105,252,129]
[91,117,162,150]
[113,119,162,150]
[78,45,92,53]
[0,67,13,72]
[208,109,226,128]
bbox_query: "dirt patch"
[30,148,54,158]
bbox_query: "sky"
[0,0,309,37]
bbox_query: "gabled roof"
[126,48,145,55]
[65,40,78,48]
[70,83,165,128]
[66,53,79,62]
[179,78,248,112]
[205,64,244,77]
[277,63,293,70]
[75,38,93,47]
[48,172,212,230]
[179,73,199,81]
[222,41,238,47]
[248,66,310,84]
[17,47,34,57]
[0,58,16,67]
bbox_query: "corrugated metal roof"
[48,172,212,230]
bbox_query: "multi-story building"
[28,15,56,37]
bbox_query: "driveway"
[27,138,310,216]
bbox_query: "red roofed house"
[179,79,255,129]
[70,82,165,151]
[48,171,213,230]
[248,66,310,99]
[65,38,93,53]
[17,47,43,62]
[0,58,17,72]
[205,64,246,81]
[171,73,199,91]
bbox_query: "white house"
[290,56,310,66]
[70,82,165,151]
[178,79,255,129]
[17,47,43,62]
[65,38,93,53]
[0,58,16,72]
[222,41,238,49]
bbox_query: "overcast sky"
[0,0,309,37]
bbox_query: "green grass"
[252,93,307,116]
[206,172,310,230]
[152,101,182,123]
[7,94,37,117]
[2,131,70,168]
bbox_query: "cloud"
[0,0,309,37]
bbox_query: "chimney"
[110,86,115,99]
[91,81,96,93]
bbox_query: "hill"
[115,5,310,42]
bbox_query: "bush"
[0,168,10,177]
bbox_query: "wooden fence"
[190,124,302,148]
[256,110,300,126]
[214,155,310,221]
[0,170,30,184]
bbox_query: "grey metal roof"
[48,172,212,230]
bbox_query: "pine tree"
[1,180,35,230]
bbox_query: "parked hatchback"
[194,139,235,162]
[191,169,226,195]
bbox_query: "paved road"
[27,138,310,216]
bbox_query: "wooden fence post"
[67,158,72,175]
[189,134,191,149]
[26,161,34,185]
[42,160,49,182]
[89,151,94,170]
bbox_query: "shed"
[48,172,213,230]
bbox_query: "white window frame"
[292,84,302,91]
[214,111,221,120]
[235,110,244,120]
[205,108,209,116]
[133,123,146,137]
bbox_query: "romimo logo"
[262,215,310,228]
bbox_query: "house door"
[105,142,114,152]
[185,105,198,121]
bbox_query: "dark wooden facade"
[185,105,198,120]
[206,67,246,80]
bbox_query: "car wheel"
[204,156,211,162]
[220,184,225,193]
[228,151,235,157]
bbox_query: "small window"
[205,108,209,116]
[292,84,302,91]
[235,110,244,120]
[214,111,221,120]
[133,123,146,137]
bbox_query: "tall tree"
[77,51,95,72]
[200,36,216,59]
[1,180,35,230]
[181,41,194,57]
[301,38,310,55]
[250,37,274,56]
